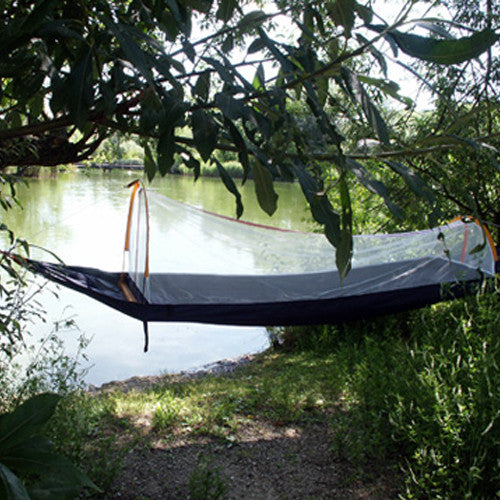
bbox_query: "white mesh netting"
[125,184,149,295]
[128,191,497,281]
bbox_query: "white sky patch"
[187,0,493,114]
[189,1,455,111]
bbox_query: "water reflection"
[2,170,310,386]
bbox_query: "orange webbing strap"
[142,183,150,278]
[480,221,499,262]
[118,273,137,303]
[122,179,151,302]
[449,216,498,263]
[124,180,140,252]
[126,179,150,278]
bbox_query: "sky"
[189,0,450,111]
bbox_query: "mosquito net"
[125,187,496,294]
[21,181,496,336]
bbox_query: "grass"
[42,281,499,498]
[46,351,344,496]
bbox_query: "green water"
[2,169,311,385]
[6,170,312,257]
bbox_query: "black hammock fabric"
[25,256,486,326]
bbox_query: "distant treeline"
[79,159,252,180]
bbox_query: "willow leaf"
[370,25,499,65]
[192,110,219,162]
[253,160,278,216]
[214,159,243,218]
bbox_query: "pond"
[2,169,313,386]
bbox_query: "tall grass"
[279,280,499,498]
[21,282,498,498]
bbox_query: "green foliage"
[0,319,90,411]
[408,118,500,241]
[152,391,184,430]
[0,271,42,361]
[388,0,500,237]
[0,393,99,499]
[2,0,497,269]
[0,173,33,359]
[188,455,229,500]
[192,110,219,163]
[46,393,130,494]
[92,134,144,164]
[396,287,499,498]
[252,159,279,216]
[369,25,499,65]
[281,282,500,498]
[175,158,246,179]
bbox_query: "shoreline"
[88,352,260,393]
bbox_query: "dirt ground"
[101,357,401,500]
[108,420,400,499]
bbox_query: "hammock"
[9,181,498,350]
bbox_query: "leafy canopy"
[0,0,498,274]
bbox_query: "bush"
[175,159,245,179]
[0,311,90,411]
[276,281,499,498]
[0,393,99,498]
[395,283,499,498]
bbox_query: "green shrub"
[203,160,244,178]
[396,284,499,498]
[327,281,499,498]
[175,159,246,179]
[0,393,99,499]
[0,315,90,411]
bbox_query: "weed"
[327,281,500,498]
[188,455,229,500]
[0,310,90,410]
[152,390,183,430]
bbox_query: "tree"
[0,0,498,275]
[394,0,500,242]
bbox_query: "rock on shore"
[88,354,257,393]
